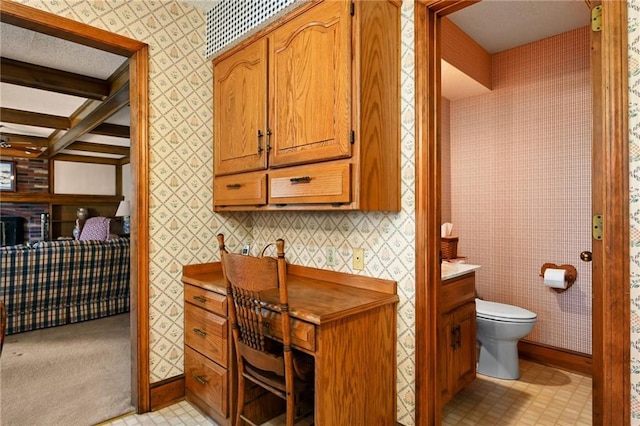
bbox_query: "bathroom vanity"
[439,263,480,405]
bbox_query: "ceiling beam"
[0,107,69,129]
[0,131,48,147]
[45,81,129,157]
[91,122,130,138]
[66,141,129,156]
[51,153,121,165]
[0,57,110,100]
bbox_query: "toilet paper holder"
[539,263,577,293]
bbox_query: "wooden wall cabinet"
[439,272,477,405]
[213,0,400,211]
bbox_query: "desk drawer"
[185,306,228,367]
[269,162,351,205]
[440,272,475,313]
[185,346,228,417]
[262,310,316,352]
[185,284,227,316]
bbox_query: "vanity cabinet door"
[214,38,268,176]
[268,0,351,168]
[451,302,477,396]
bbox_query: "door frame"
[414,1,629,425]
[0,0,151,412]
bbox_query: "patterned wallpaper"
[629,2,640,422]
[15,1,417,423]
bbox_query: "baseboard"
[518,340,592,376]
[150,375,185,411]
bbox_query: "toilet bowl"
[475,298,537,380]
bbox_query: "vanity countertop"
[441,262,481,281]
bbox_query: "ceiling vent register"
[205,0,309,58]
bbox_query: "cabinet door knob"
[580,251,592,262]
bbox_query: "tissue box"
[441,236,458,260]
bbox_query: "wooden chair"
[217,234,313,426]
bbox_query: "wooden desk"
[182,262,399,425]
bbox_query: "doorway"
[0,0,151,412]
[414,1,629,425]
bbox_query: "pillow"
[78,217,111,241]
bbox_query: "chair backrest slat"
[217,234,291,357]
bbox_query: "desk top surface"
[182,262,399,325]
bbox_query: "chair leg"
[286,394,295,426]
[235,369,246,426]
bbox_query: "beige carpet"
[0,313,133,426]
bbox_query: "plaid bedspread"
[0,238,130,335]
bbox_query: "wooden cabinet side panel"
[269,0,351,168]
[214,38,268,176]
[315,303,397,424]
[355,0,401,211]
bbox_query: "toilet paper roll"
[544,268,567,289]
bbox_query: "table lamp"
[115,200,131,234]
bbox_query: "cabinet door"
[452,302,477,395]
[438,312,454,404]
[269,0,351,168]
[214,38,268,176]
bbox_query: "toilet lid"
[475,298,537,322]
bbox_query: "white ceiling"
[0,23,127,79]
[448,0,591,55]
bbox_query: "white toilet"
[475,298,537,380]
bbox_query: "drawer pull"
[289,176,311,184]
[226,184,242,189]
[192,295,207,303]
[193,374,208,385]
[193,328,207,337]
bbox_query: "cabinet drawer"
[185,345,228,417]
[269,162,351,205]
[185,306,228,367]
[185,284,226,316]
[262,310,316,352]
[214,172,267,206]
[440,272,475,313]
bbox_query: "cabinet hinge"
[350,130,355,144]
[350,2,355,16]
[591,5,602,32]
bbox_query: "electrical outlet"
[241,244,250,255]
[326,246,337,266]
[353,247,365,270]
